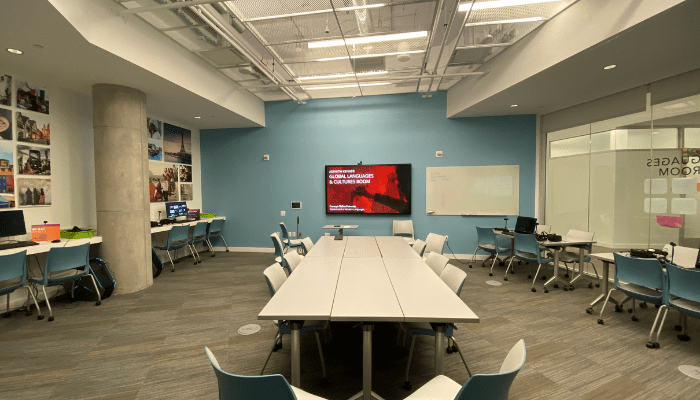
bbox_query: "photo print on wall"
[0,74,11,106]
[17,145,50,175]
[178,165,192,182]
[16,111,50,145]
[149,161,178,203]
[164,123,191,165]
[0,142,15,208]
[147,117,162,140]
[148,139,162,161]
[0,108,11,140]
[180,184,193,201]
[17,178,50,207]
[16,81,49,114]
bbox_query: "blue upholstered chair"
[280,222,303,253]
[261,264,327,380]
[0,250,42,320]
[29,243,100,321]
[188,221,209,264]
[471,227,511,273]
[204,347,328,400]
[403,339,526,400]
[154,225,192,272]
[597,253,665,329]
[206,219,229,256]
[506,233,553,292]
[400,265,470,390]
[271,233,291,274]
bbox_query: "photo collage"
[0,73,51,209]
[148,118,193,203]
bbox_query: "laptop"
[514,216,537,234]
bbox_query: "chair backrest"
[301,237,314,254]
[425,233,447,255]
[0,250,28,285]
[393,220,414,240]
[42,243,90,283]
[564,229,594,242]
[612,253,664,291]
[454,339,526,400]
[666,262,700,303]
[263,263,287,297]
[208,219,224,235]
[412,239,427,257]
[475,227,496,247]
[192,221,208,239]
[512,233,542,258]
[168,225,191,244]
[283,252,304,273]
[536,225,550,234]
[204,347,297,400]
[279,222,291,241]
[426,252,449,276]
[440,264,467,296]
[270,233,285,259]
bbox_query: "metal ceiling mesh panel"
[467,0,576,24]
[330,0,433,9]
[229,0,334,20]
[334,2,436,37]
[249,13,343,45]
[459,21,544,47]
[287,60,356,76]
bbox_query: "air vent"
[198,47,247,67]
[450,48,492,65]
[352,57,386,74]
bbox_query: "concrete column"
[92,84,152,294]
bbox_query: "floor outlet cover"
[679,365,700,380]
[237,324,261,336]
[486,280,503,286]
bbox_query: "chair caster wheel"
[563,287,568,291]
[675,325,682,331]
[569,286,575,291]
[499,262,505,266]
[194,262,197,265]
[586,307,594,315]
[527,275,532,279]
[504,277,508,281]
[595,283,600,288]
[614,305,623,313]
[678,334,691,341]
[543,288,549,293]
[564,274,569,278]
[446,347,454,354]
[96,301,102,306]
[654,304,659,309]
[530,288,536,292]
[226,249,230,252]
[25,311,32,317]
[489,273,493,276]
[48,316,54,322]
[518,261,522,265]
[646,341,659,349]
[628,308,633,313]
[468,265,473,268]
[510,270,514,274]
[320,378,330,388]
[639,302,648,309]
[542,276,547,280]
[3,312,10,318]
[37,315,44,320]
[211,253,216,257]
[597,319,604,325]
[171,269,175,272]
[553,284,559,289]
[632,316,638,322]
[273,343,282,352]
[403,381,412,391]
[588,283,593,289]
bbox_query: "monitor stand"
[334,234,344,241]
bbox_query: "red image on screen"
[326,164,411,214]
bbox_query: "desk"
[375,236,420,259]
[0,237,102,257]
[322,224,358,239]
[259,236,479,400]
[150,217,225,234]
[541,238,595,292]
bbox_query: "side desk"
[0,236,102,257]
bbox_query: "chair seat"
[0,282,21,296]
[515,252,551,264]
[284,239,303,247]
[670,297,700,319]
[559,251,591,263]
[617,281,663,303]
[292,386,328,400]
[404,375,462,399]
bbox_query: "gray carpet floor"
[1,251,700,399]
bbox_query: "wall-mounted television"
[326,164,411,215]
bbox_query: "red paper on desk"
[656,216,683,228]
[31,224,60,242]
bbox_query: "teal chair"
[647,263,700,348]
[404,339,526,400]
[206,219,229,256]
[29,243,100,321]
[597,253,665,327]
[471,227,511,273]
[507,233,552,292]
[271,233,291,274]
[154,225,192,272]
[279,222,303,253]
[0,250,43,320]
[188,221,209,264]
[204,347,328,400]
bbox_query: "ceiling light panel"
[333,1,437,38]
[225,0,333,21]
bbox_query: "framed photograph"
[149,162,178,203]
[180,183,193,201]
[164,123,192,165]
[16,111,50,145]
[147,117,162,140]
[0,142,14,208]
[17,145,50,175]
[148,139,162,161]
[17,178,51,207]
[0,108,11,140]
[16,81,49,114]
[178,165,192,182]
[0,74,11,107]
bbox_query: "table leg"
[348,323,384,400]
[290,321,303,388]
[570,247,588,287]
[544,248,565,289]
[587,260,618,313]
[433,324,447,376]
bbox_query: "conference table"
[259,235,479,400]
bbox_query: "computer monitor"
[166,201,188,218]
[0,210,27,237]
[514,216,537,234]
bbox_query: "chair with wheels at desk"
[205,346,328,400]
[393,220,416,245]
[206,219,229,256]
[154,225,193,272]
[506,233,553,292]
[471,227,510,273]
[261,264,327,382]
[400,265,470,390]
[597,254,665,333]
[403,339,526,400]
[280,222,303,254]
[188,221,209,265]
[0,250,43,320]
[558,230,600,289]
[29,243,101,322]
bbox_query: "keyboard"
[0,241,40,251]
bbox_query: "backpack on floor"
[72,257,116,301]
[153,248,164,278]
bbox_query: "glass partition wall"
[545,90,700,276]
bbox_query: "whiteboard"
[426,166,519,216]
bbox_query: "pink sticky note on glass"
[657,215,683,227]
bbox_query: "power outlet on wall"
[445,235,448,242]
[436,151,443,157]
[280,211,285,216]
[290,232,296,237]
[298,231,302,238]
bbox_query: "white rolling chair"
[300,237,314,255]
[412,239,427,257]
[423,233,447,259]
[425,252,449,276]
[559,229,599,289]
[393,220,416,245]
[283,251,304,273]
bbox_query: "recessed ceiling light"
[303,82,391,90]
[32,44,44,50]
[465,17,545,26]
[511,104,518,107]
[6,48,23,55]
[603,64,616,70]
[309,31,427,49]
[194,116,201,119]
[241,3,385,22]
[459,0,561,11]
[316,50,425,62]
[298,71,388,81]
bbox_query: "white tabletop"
[590,252,614,263]
[343,236,381,258]
[0,236,103,257]
[258,257,343,321]
[384,258,479,323]
[375,236,420,258]
[322,224,359,230]
[331,257,404,322]
[151,217,225,234]
[305,235,348,258]
[541,239,596,248]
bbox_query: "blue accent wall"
[201,92,536,255]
